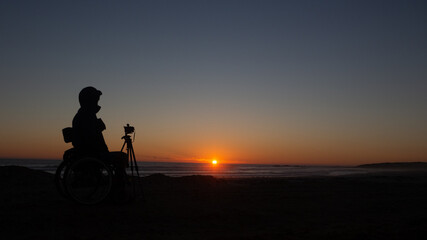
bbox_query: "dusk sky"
[1,0,426,165]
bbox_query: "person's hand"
[97,118,106,131]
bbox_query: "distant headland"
[357,162,427,169]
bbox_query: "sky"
[1,0,426,165]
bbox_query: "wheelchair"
[55,126,140,205]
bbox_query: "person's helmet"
[79,86,102,107]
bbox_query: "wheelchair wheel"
[54,160,69,198]
[64,157,113,205]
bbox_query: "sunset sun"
[212,159,218,165]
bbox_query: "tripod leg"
[128,145,136,197]
[131,147,139,176]
[129,145,145,200]
[121,139,127,152]
[127,144,134,174]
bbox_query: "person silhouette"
[72,86,108,155]
[72,86,127,196]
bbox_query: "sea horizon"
[0,158,381,178]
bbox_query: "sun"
[212,159,218,165]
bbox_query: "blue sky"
[1,0,426,164]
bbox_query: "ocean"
[0,158,369,178]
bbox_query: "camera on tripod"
[124,124,135,135]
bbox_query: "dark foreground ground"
[1,166,427,240]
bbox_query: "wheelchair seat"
[63,148,81,162]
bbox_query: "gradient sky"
[1,0,426,165]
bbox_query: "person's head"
[79,86,102,113]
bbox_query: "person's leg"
[108,151,128,176]
[99,152,127,200]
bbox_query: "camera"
[124,124,135,135]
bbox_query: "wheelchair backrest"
[62,127,74,143]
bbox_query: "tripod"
[121,128,143,199]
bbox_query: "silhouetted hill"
[357,162,427,169]
[0,166,53,187]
